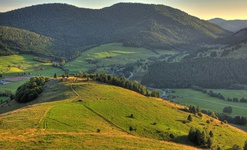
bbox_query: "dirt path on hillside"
[70,80,132,135]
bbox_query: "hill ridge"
[0,3,230,58]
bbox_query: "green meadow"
[65,43,179,73]
[0,54,64,76]
[0,54,64,94]
[168,89,247,118]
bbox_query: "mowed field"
[0,78,246,149]
[65,43,178,73]
[168,89,247,117]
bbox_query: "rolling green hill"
[0,78,246,149]
[0,3,230,53]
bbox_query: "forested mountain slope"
[0,26,53,56]
[0,3,230,55]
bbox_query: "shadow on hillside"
[176,119,189,124]
[173,135,196,148]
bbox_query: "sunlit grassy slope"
[65,43,179,73]
[0,78,246,149]
[0,54,63,76]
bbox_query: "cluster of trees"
[191,86,207,93]
[15,76,49,103]
[77,73,160,98]
[207,91,225,100]
[142,58,247,89]
[95,74,160,97]
[188,105,200,114]
[227,97,247,103]
[223,106,232,114]
[188,127,213,148]
[201,110,247,125]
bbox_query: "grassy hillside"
[0,26,53,56]
[0,78,246,149]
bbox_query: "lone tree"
[187,114,192,122]
[54,73,57,78]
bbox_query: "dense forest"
[142,58,247,88]
[0,3,229,54]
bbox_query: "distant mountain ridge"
[209,18,247,32]
[0,3,230,57]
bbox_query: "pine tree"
[209,130,214,137]
[187,114,192,122]
[54,73,57,78]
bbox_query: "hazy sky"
[1,0,247,20]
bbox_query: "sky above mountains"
[1,0,247,20]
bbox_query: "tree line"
[191,86,247,103]
[15,76,49,103]
[76,73,160,98]
[184,105,247,126]
[201,109,247,125]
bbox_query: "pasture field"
[0,79,246,149]
[0,54,64,76]
[0,79,199,150]
[65,43,179,73]
[0,80,26,93]
[208,89,247,99]
[0,54,64,96]
[168,89,247,118]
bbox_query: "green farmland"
[168,89,247,118]
[65,43,180,73]
[0,54,64,76]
